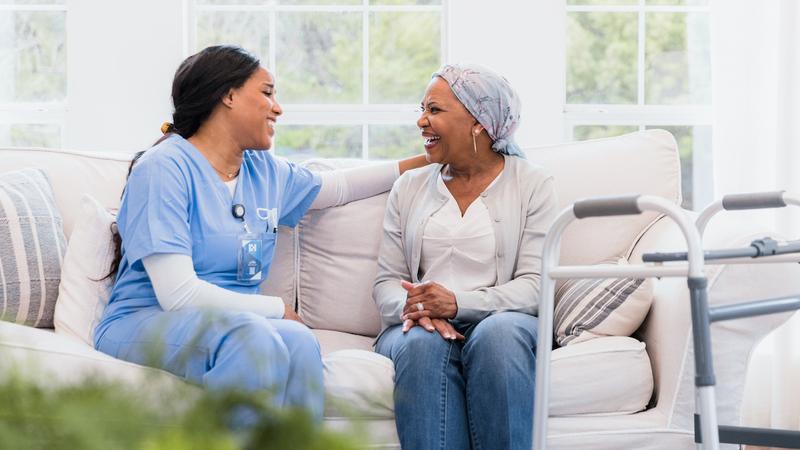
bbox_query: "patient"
[373,64,558,450]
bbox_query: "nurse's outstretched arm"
[143,253,288,319]
[309,154,429,210]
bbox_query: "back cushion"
[526,129,681,265]
[295,160,387,336]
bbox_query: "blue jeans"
[376,312,538,450]
[95,307,324,421]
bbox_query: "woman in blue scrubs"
[94,45,428,420]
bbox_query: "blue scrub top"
[95,135,321,344]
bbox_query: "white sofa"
[2,129,798,449]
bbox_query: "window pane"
[369,125,421,159]
[645,125,712,210]
[0,11,66,102]
[276,12,362,103]
[370,11,440,103]
[196,11,270,58]
[567,12,638,104]
[370,0,442,4]
[645,13,710,105]
[573,125,638,141]
[0,124,60,148]
[274,125,361,161]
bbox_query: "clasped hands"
[400,280,464,341]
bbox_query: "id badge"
[237,233,264,282]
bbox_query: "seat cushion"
[0,320,184,389]
[319,331,653,419]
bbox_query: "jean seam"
[465,378,482,450]
[439,340,453,450]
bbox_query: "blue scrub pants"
[95,307,324,421]
[375,312,538,450]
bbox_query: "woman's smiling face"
[416,77,478,164]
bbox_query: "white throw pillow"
[554,257,654,346]
[54,194,116,345]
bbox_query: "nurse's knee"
[219,312,291,367]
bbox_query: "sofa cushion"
[554,258,654,346]
[320,334,652,419]
[0,319,184,388]
[54,194,116,345]
[526,129,680,265]
[0,168,67,328]
[296,160,389,337]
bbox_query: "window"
[191,0,446,161]
[0,0,66,148]
[564,0,711,210]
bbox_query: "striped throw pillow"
[554,258,654,346]
[0,168,67,328]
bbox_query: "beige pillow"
[54,194,115,344]
[554,257,654,346]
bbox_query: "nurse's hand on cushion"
[400,280,457,321]
[283,304,305,324]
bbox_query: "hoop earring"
[472,132,478,155]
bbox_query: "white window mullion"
[269,6,277,73]
[362,0,370,158]
[362,124,369,159]
[637,0,645,107]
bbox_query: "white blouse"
[419,174,498,292]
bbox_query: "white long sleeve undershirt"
[143,253,287,317]
[143,161,401,317]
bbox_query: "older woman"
[373,64,558,450]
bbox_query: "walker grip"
[573,195,642,219]
[721,191,786,210]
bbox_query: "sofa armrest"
[628,214,800,433]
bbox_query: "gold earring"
[472,130,478,155]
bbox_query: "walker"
[532,191,800,450]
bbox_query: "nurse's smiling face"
[227,67,283,151]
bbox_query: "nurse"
[94,45,429,420]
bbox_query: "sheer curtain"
[710,0,800,440]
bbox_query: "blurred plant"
[0,371,359,450]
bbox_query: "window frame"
[563,0,712,208]
[0,1,67,148]
[188,0,449,159]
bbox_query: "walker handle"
[573,194,642,219]
[721,191,786,210]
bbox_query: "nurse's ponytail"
[105,45,261,280]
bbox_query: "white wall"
[65,0,186,152]
[63,0,566,152]
[448,0,566,148]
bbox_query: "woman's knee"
[463,312,538,356]
[385,327,454,372]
